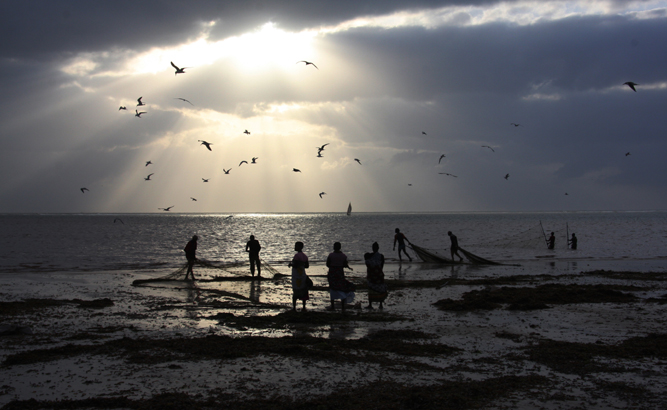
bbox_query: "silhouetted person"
[547,232,555,250]
[393,228,412,262]
[289,242,310,311]
[364,242,387,310]
[568,233,577,250]
[245,235,261,276]
[326,242,355,312]
[448,231,463,262]
[184,235,198,280]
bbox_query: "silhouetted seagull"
[135,110,146,118]
[510,123,521,127]
[80,187,89,193]
[175,98,193,105]
[354,158,362,165]
[223,169,231,174]
[422,131,427,135]
[504,173,510,180]
[439,173,458,177]
[144,173,154,181]
[481,145,495,152]
[317,143,329,151]
[624,82,638,92]
[171,61,188,75]
[625,152,631,156]
[198,140,213,151]
[316,152,323,158]
[114,218,124,224]
[137,97,146,106]
[119,106,127,110]
[565,193,569,196]
[251,157,258,164]
[408,184,412,186]
[191,197,197,201]
[239,161,248,167]
[293,168,301,173]
[438,154,446,164]
[319,192,326,198]
[158,206,174,211]
[297,60,318,69]
[244,130,251,135]
[145,161,152,166]
[202,178,209,182]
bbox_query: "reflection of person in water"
[447,231,463,262]
[245,235,261,276]
[184,235,198,280]
[547,232,555,250]
[568,233,577,250]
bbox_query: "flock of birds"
[80,59,640,210]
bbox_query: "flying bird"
[135,110,146,118]
[175,98,193,105]
[316,151,323,158]
[113,218,124,224]
[481,145,495,152]
[202,178,209,182]
[625,152,631,156]
[239,161,248,167]
[198,140,213,151]
[244,130,251,135]
[80,188,89,193]
[408,184,412,186]
[145,161,152,166]
[223,169,231,174]
[119,106,127,111]
[297,60,318,69]
[319,192,326,198]
[439,173,458,177]
[191,197,197,201]
[317,143,329,152]
[354,158,362,165]
[144,173,154,181]
[171,61,188,75]
[251,157,258,164]
[510,123,521,127]
[438,154,446,164]
[504,173,510,180]
[158,206,174,211]
[422,131,427,135]
[137,97,146,106]
[624,82,638,92]
[293,168,301,173]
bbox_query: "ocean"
[1,211,666,274]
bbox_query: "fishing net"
[132,258,285,286]
[469,222,571,250]
[409,243,503,265]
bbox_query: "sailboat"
[346,202,352,216]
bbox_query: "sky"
[1,0,666,213]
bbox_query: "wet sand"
[1,258,666,409]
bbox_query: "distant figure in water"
[364,242,387,310]
[568,233,577,250]
[326,242,355,312]
[547,232,556,250]
[184,235,198,280]
[393,228,412,262]
[448,231,463,262]
[245,235,262,277]
[289,241,310,311]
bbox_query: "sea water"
[0,211,666,273]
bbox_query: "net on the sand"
[469,222,570,250]
[409,243,502,265]
[132,258,284,286]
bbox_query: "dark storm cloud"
[0,0,497,59]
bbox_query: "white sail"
[347,202,352,216]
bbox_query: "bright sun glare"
[128,23,317,75]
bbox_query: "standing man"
[184,235,198,280]
[447,231,464,262]
[568,233,577,250]
[393,228,412,262]
[547,232,556,250]
[245,235,262,276]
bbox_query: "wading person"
[289,242,311,311]
[364,242,387,310]
[393,228,412,262]
[448,231,463,262]
[568,233,577,250]
[184,235,198,280]
[547,232,556,250]
[245,235,262,276]
[326,242,355,312]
